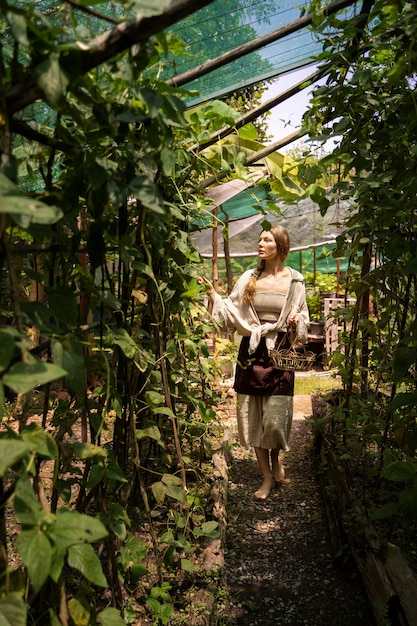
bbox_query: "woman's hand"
[287,312,299,328]
[197,277,216,299]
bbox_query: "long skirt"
[233,332,294,451]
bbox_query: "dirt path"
[216,394,375,626]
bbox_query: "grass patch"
[294,372,341,395]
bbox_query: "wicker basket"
[269,345,316,372]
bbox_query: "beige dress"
[236,289,293,451]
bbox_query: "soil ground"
[214,391,376,626]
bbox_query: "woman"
[200,225,309,500]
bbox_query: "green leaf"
[17,528,52,592]
[49,546,66,583]
[61,349,86,396]
[151,481,166,504]
[370,501,399,521]
[96,607,126,626]
[0,592,27,626]
[14,474,44,526]
[3,361,68,394]
[181,558,200,573]
[382,461,416,482]
[134,347,155,372]
[5,8,29,46]
[105,455,127,484]
[152,406,175,419]
[85,463,105,489]
[0,172,63,228]
[0,440,31,477]
[51,509,108,550]
[110,328,137,359]
[99,503,130,541]
[161,474,182,486]
[72,442,107,460]
[238,123,258,141]
[36,53,70,107]
[20,423,58,458]
[136,425,164,448]
[47,285,78,327]
[387,392,417,412]
[201,520,219,535]
[127,0,171,17]
[20,302,57,333]
[0,329,16,372]
[160,146,177,176]
[144,391,165,406]
[67,543,107,587]
[128,175,165,214]
[1,196,64,229]
[118,535,147,571]
[67,597,90,626]
[165,483,186,503]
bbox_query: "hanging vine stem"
[379,273,414,457]
[129,401,163,586]
[155,326,187,491]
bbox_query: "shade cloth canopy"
[164,0,359,105]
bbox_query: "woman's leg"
[254,447,274,499]
[271,447,286,482]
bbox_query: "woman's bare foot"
[272,457,287,483]
[254,478,274,500]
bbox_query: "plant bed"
[311,393,417,626]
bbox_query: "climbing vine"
[303,0,417,540]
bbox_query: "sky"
[261,64,323,152]
[261,64,342,155]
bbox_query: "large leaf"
[382,461,416,482]
[0,173,63,227]
[17,528,52,592]
[96,607,126,626]
[20,302,59,334]
[67,543,107,587]
[0,329,17,372]
[47,285,78,327]
[0,440,31,477]
[3,361,68,394]
[0,592,27,626]
[51,509,108,550]
[51,340,86,396]
[36,53,70,107]
[20,423,58,459]
[14,474,44,526]
[128,175,165,214]
[127,0,171,17]
[109,328,138,359]
[67,597,90,626]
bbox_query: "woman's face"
[258,231,279,261]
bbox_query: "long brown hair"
[243,225,291,304]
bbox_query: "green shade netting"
[286,245,349,274]
[165,0,359,106]
[193,184,275,230]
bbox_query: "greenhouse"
[1,1,417,625]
